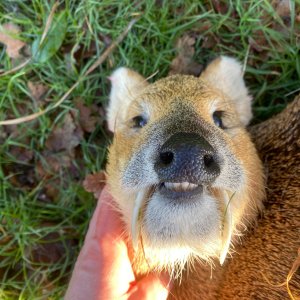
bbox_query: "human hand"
[65,186,171,300]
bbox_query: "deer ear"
[200,56,252,126]
[107,68,148,132]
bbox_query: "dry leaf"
[249,37,264,53]
[249,30,268,53]
[36,111,86,201]
[45,112,83,152]
[28,81,48,104]
[37,152,73,177]
[196,21,212,34]
[36,150,81,200]
[201,34,219,49]
[211,0,229,14]
[169,33,203,76]
[29,238,66,264]
[272,0,291,18]
[44,181,61,199]
[26,225,76,266]
[8,164,35,188]
[83,171,106,199]
[22,222,76,291]
[0,23,26,59]
[271,0,292,34]
[75,101,103,133]
[10,145,33,163]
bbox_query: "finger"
[86,186,124,240]
[126,272,172,300]
[65,186,135,300]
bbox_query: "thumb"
[126,272,172,300]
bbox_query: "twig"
[0,18,137,126]
[0,58,31,77]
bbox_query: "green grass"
[0,0,299,299]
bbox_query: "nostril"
[203,154,215,169]
[160,151,174,166]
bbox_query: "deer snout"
[155,132,221,185]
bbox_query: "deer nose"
[155,132,220,184]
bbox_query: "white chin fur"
[138,190,222,268]
[130,187,235,272]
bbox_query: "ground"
[0,1,299,299]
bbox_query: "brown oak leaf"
[45,112,83,152]
[169,33,203,76]
[83,171,106,199]
[272,0,291,18]
[75,101,103,133]
[25,222,76,267]
[28,81,48,105]
[0,23,26,59]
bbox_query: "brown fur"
[107,72,265,273]
[170,96,300,299]
[106,58,299,299]
[216,95,300,299]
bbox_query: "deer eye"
[131,115,148,128]
[213,111,225,129]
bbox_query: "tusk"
[219,191,233,265]
[131,189,149,251]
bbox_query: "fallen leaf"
[201,34,219,49]
[32,10,68,63]
[8,164,35,188]
[169,33,203,76]
[249,37,264,53]
[272,0,291,18]
[271,0,292,34]
[83,171,106,199]
[36,150,81,200]
[99,32,113,49]
[45,112,83,152]
[28,81,48,104]
[44,181,61,199]
[75,100,103,133]
[0,23,26,59]
[27,235,66,265]
[211,0,229,14]
[249,30,268,53]
[25,224,76,266]
[10,145,34,163]
[36,110,86,201]
[37,151,73,176]
[196,21,212,34]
